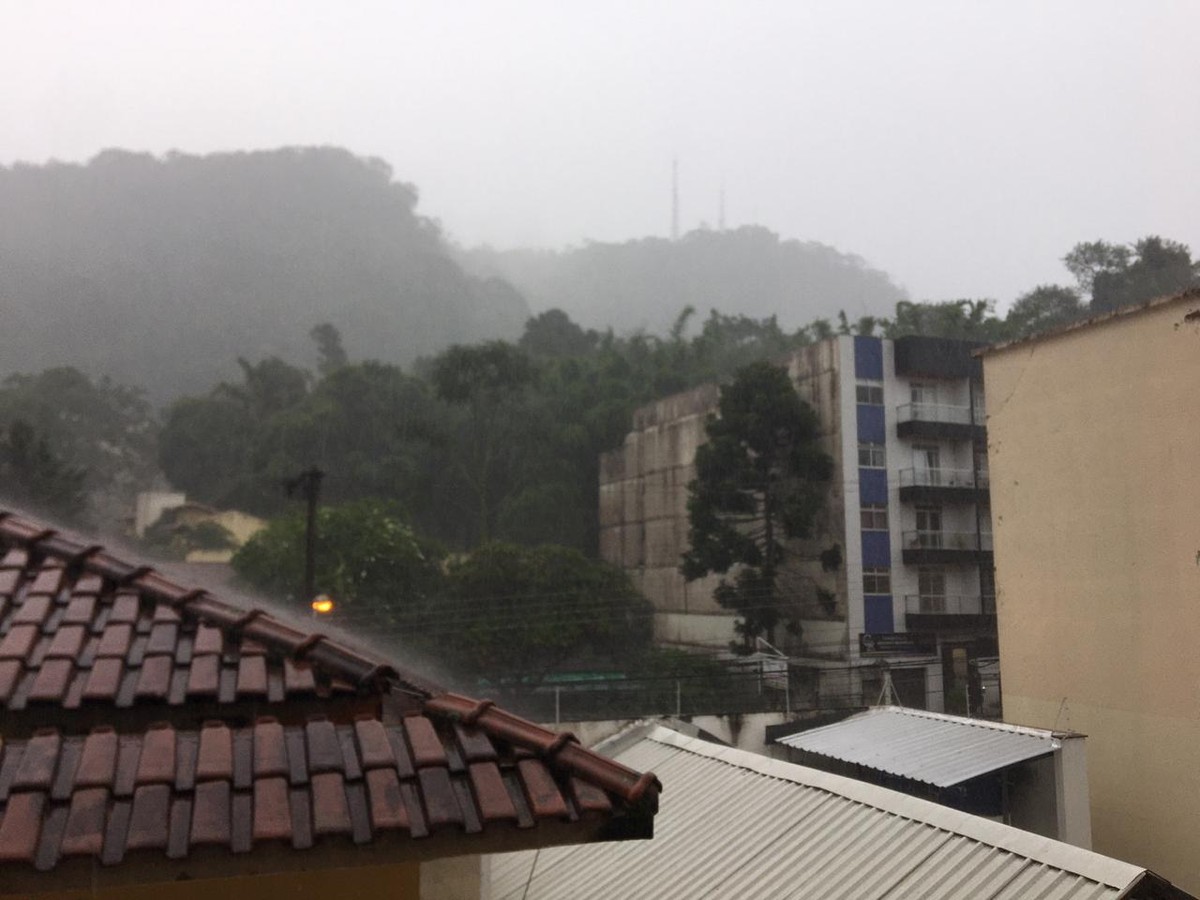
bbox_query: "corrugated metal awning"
[776,706,1059,787]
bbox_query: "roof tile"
[253,777,291,842]
[190,780,231,846]
[469,761,519,824]
[404,716,446,768]
[12,731,61,791]
[95,623,133,659]
[26,567,64,598]
[0,624,40,660]
[310,772,351,837]
[364,767,408,831]
[60,595,97,626]
[354,718,395,770]
[252,719,288,779]
[107,593,140,624]
[305,720,343,774]
[518,759,570,820]
[13,595,53,626]
[135,725,176,785]
[74,729,119,789]
[126,784,171,851]
[0,660,23,704]
[28,659,74,703]
[192,624,223,656]
[45,625,87,659]
[134,655,173,700]
[186,654,220,697]
[82,658,124,702]
[236,654,268,697]
[145,622,178,656]
[196,723,233,782]
[0,790,45,862]
[60,786,108,857]
[417,768,463,830]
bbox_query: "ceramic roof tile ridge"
[0,510,439,698]
[423,693,662,808]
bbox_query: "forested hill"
[0,148,529,400]
[462,226,907,335]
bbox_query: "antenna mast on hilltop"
[671,158,680,241]
[718,184,726,231]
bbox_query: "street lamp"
[311,595,335,617]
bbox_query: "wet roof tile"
[0,510,660,878]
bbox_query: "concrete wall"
[982,292,1200,892]
[598,383,734,645]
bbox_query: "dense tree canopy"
[681,362,833,649]
[439,541,653,691]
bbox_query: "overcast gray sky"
[3,0,1197,308]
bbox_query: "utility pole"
[284,467,324,603]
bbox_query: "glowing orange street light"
[311,595,335,615]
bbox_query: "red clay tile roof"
[0,510,661,883]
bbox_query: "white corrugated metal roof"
[488,725,1169,900]
[776,706,1061,787]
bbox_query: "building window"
[856,379,884,405]
[915,506,943,547]
[911,381,939,406]
[860,504,888,531]
[918,567,946,612]
[863,567,891,594]
[858,442,886,468]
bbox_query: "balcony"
[904,594,997,633]
[896,402,985,441]
[901,530,994,565]
[898,467,990,504]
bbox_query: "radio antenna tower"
[718,184,726,231]
[671,158,680,241]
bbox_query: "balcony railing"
[903,530,994,552]
[904,594,996,616]
[898,467,990,489]
[896,403,986,426]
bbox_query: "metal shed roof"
[489,725,1187,900]
[776,706,1063,787]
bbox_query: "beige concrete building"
[981,289,1200,893]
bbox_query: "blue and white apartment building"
[788,334,996,713]
[599,334,997,714]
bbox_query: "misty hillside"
[0,148,529,399]
[462,226,906,335]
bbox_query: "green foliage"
[1006,285,1085,338]
[0,367,156,525]
[232,500,443,618]
[439,542,652,691]
[680,362,833,648]
[0,419,88,522]
[1075,236,1199,312]
[886,299,1010,342]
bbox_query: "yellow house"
[0,510,660,898]
[980,288,1200,893]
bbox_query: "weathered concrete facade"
[598,384,731,647]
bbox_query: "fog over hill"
[0,147,906,402]
[462,226,906,335]
[0,147,529,400]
